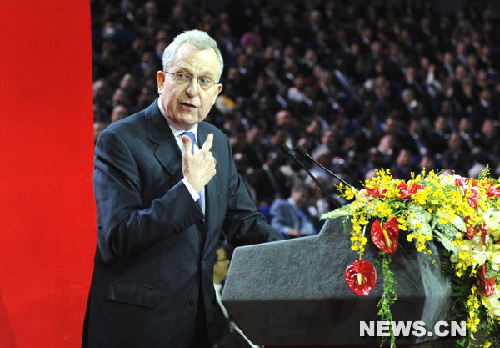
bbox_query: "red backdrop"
[0,1,95,347]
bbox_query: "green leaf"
[434,230,456,252]
[321,206,352,220]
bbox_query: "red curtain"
[0,1,95,347]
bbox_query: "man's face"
[292,188,309,210]
[157,43,222,130]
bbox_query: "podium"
[221,217,455,347]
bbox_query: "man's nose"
[186,78,199,97]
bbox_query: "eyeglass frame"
[165,71,217,90]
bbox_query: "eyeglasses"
[166,72,216,90]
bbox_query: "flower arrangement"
[322,168,500,348]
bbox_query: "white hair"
[161,29,223,82]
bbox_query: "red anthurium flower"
[467,226,479,240]
[467,188,480,210]
[457,178,477,188]
[371,218,399,254]
[456,179,480,210]
[479,264,496,297]
[366,187,387,197]
[485,183,500,197]
[465,217,479,240]
[397,182,424,199]
[455,178,466,188]
[345,260,377,296]
[465,218,488,245]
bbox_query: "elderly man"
[83,29,283,348]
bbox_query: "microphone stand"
[279,144,342,208]
[294,145,354,189]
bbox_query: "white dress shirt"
[157,99,205,213]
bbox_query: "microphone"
[279,144,342,208]
[295,145,354,189]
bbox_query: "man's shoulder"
[104,103,154,136]
[102,113,145,140]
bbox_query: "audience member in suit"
[83,29,283,348]
[247,150,290,207]
[442,132,472,176]
[233,152,257,204]
[424,115,451,156]
[390,148,416,180]
[243,123,268,171]
[270,182,318,238]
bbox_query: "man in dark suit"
[82,29,283,348]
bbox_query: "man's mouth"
[181,102,196,108]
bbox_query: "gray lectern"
[222,217,455,347]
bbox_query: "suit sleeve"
[93,128,204,263]
[221,136,284,246]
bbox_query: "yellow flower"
[326,167,500,342]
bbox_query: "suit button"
[188,299,196,306]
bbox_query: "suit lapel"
[145,101,183,182]
[145,104,221,240]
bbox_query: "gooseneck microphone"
[295,145,354,189]
[279,144,341,208]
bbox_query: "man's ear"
[156,71,165,94]
[212,84,223,105]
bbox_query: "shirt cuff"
[182,178,200,202]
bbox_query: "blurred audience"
[92,0,500,231]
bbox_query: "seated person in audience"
[110,105,128,123]
[390,148,415,180]
[270,182,318,238]
[247,151,289,207]
[442,132,472,176]
[212,243,258,348]
[93,121,107,145]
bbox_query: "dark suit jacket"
[83,101,283,347]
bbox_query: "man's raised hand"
[182,133,216,193]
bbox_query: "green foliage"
[376,252,397,348]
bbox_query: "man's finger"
[201,133,213,151]
[181,134,192,157]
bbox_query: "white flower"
[451,236,487,266]
[440,174,462,186]
[466,236,488,265]
[485,294,500,317]
[484,208,500,233]
[486,245,500,271]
